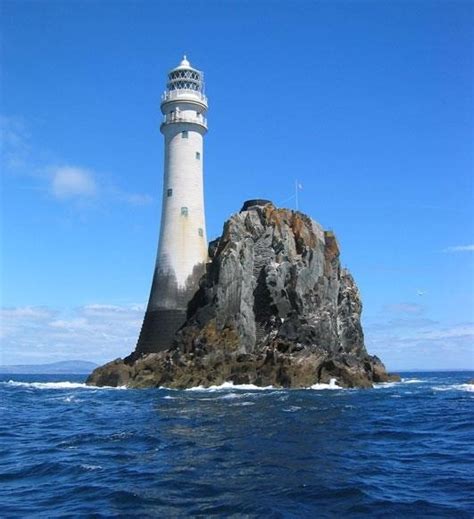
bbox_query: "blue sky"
[1,0,473,370]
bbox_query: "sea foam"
[374,381,402,389]
[183,379,346,391]
[4,380,126,390]
[374,379,425,389]
[432,383,474,393]
[309,378,342,390]
[185,381,275,391]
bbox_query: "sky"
[1,0,473,370]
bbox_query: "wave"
[80,464,103,471]
[373,382,400,389]
[432,383,474,393]
[184,378,346,392]
[374,378,426,390]
[309,378,343,390]
[185,382,275,391]
[180,378,435,392]
[3,380,126,390]
[283,405,302,412]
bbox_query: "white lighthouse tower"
[136,56,209,354]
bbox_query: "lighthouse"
[136,56,209,354]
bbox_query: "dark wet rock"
[87,202,398,389]
[87,358,133,387]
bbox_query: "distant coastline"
[390,368,474,373]
[0,360,98,375]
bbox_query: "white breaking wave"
[219,393,242,399]
[186,378,347,392]
[184,378,349,391]
[375,378,424,389]
[4,380,126,390]
[309,378,342,390]
[185,382,275,391]
[373,381,400,389]
[432,383,474,393]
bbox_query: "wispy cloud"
[382,303,424,315]
[411,324,474,341]
[1,115,152,207]
[367,317,439,331]
[50,166,98,200]
[0,115,32,171]
[0,303,145,365]
[364,301,474,371]
[364,324,474,372]
[110,189,154,206]
[442,244,474,253]
[0,306,56,320]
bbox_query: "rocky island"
[87,200,399,389]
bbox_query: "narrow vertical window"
[198,228,204,237]
[182,130,188,139]
[167,188,173,197]
[195,152,201,160]
[181,207,188,217]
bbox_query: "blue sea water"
[1,372,473,518]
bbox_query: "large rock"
[87,201,399,388]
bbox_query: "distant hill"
[0,360,98,374]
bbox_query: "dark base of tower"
[135,308,187,354]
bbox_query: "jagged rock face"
[87,202,398,388]
[178,204,359,355]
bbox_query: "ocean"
[1,371,473,518]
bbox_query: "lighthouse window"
[181,131,188,139]
[181,207,188,217]
[167,188,173,197]
[198,228,204,237]
[195,152,201,160]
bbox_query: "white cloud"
[382,303,424,315]
[81,303,145,316]
[411,324,474,341]
[369,317,438,331]
[1,306,55,320]
[49,317,90,330]
[443,244,474,253]
[50,166,98,200]
[0,303,145,365]
[0,115,31,170]
[364,312,474,371]
[2,115,152,207]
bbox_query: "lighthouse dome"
[176,56,191,69]
[167,55,204,93]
